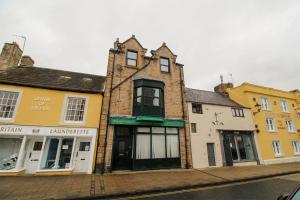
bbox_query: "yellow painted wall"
[227,83,300,162]
[0,84,102,128]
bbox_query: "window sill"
[125,65,138,69]
[288,131,296,133]
[268,130,277,133]
[37,168,73,172]
[294,153,300,156]
[60,121,86,126]
[274,155,283,158]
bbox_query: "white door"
[74,139,91,173]
[25,139,43,174]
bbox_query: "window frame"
[280,99,289,113]
[292,140,300,155]
[0,88,22,123]
[61,94,89,125]
[286,119,296,133]
[191,123,197,133]
[126,50,138,67]
[266,117,277,132]
[160,57,170,73]
[192,103,203,114]
[231,107,244,117]
[261,97,271,111]
[272,140,282,157]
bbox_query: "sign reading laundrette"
[0,125,96,136]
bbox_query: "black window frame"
[232,108,244,117]
[126,50,138,67]
[133,79,165,117]
[160,57,170,73]
[192,103,203,114]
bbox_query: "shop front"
[110,117,184,170]
[0,125,96,174]
[221,131,258,166]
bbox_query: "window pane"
[127,59,137,66]
[127,51,137,59]
[136,97,141,104]
[137,127,150,133]
[229,136,238,160]
[166,128,178,134]
[160,58,169,65]
[153,98,159,106]
[136,134,150,159]
[0,138,22,170]
[161,65,169,72]
[152,127,165,134]
[137,87,142,96]
[154,89,160,97]
[166,135,179,158]
[152,135,166,158]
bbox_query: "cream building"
[186,88,260,168]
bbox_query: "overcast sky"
[0,0,299,91]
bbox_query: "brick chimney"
[20,55,34,67]
[214,82,234,95]
[0,42,23,69]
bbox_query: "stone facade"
[96,36,192,172]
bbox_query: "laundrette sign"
[0,125,96,136]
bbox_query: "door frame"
[25,137,44,173]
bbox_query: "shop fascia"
[0,125,96,174]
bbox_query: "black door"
[223,136,233,166]
[207,143,216,166]
[112,127,132,170]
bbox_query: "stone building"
[96,36,192,172]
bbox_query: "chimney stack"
[0,42,23,69]
[214,82,234,95]
[20,55,34,67]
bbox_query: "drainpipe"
[101,49,119,173]
[179,66,189,169]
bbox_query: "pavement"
[1,162,300,200]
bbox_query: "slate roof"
[0,66,105,93]
[185,88,244,108]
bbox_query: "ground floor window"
[272,140,282,157]
[0,138,22,170]
[225,133,255,162]
[292,141,300,154]
[136,127,179,159]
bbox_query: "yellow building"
[224,82,300,165]
[0,42,105,175]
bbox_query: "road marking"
[112,173,300,200]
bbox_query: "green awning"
[109,116,185,128]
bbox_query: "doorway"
[74,138,91,173]
[112,127,132,170]
[207,143,216,166]
[25,138,43,173]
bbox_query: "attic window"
[160,57,170,73]
[127,50,137,66]
[59,75,71,80]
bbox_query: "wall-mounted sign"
[0,125,96,137]
[31,96,51,111]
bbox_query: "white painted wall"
[188,103,255,168]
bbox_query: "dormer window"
[160,57,170,73]
[127,50,137,66]
[133,79,164,117]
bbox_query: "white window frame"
[0,88,22,123]
[286,119,296,133]
[61,94,89,125]
[266,117,276,132]
[292,140,300,155]
[261,97,271,111]
[280,100,289,113]
[272,140,282,157]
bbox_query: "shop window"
[133,79,164,117]
[126,50,137,66]
[280,100,289,113]
[227,134,255,162]
[0,138,22,170]
[191,123,197,133]
[160,57,170,73]
[261,97,271,111]
[192,103,202,114]
[64,96,87,123]
[0,90,20,120]
[42,138,74,169]
[272,140,282,157]
[292,141,300,154]
[135,127,179,160]
[266,118,276,132]
[79,142,90,151]
[286,119,296,133]
[232,108,244,117]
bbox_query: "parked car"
[278,185,300,200]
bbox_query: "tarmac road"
[122,174,300,200]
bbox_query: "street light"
[253,103,261,115]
